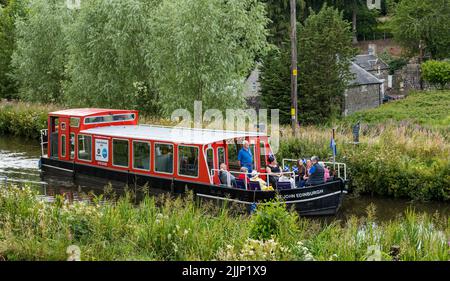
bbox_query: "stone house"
[354,46,389,96]
[243,64,262,110]
[343,62,383,116]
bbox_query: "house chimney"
[368,44,377,55]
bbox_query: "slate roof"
[349,62,383,86]
[354,54,389,71]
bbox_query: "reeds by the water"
[0,185,448,261]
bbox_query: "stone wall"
[343,83,381,116]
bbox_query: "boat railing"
[210,169,295,190]
[40,129,48,157]
[282,158,347,181]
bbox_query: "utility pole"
[290,0,298,133]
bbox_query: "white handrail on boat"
[210,168,295,189]
[282,158,347,181]
[40,129,48,157]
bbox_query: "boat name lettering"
[282,189,324,200]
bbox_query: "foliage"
[277,91,450,201]
[0,0,28,99]
[260,5,356,125]
[0,101,54,138]
[421,60,450,90]
[249,200,299,241]
[390,0,450,59]
[64,0,159,114]
[151,0,269,115]
[297,5,356,124]
[10,0,69,103]
[0,185,448,261]
[261,0,304,46]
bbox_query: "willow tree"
[151,0,269,115]
[0,0,29,99]
[64,0,160,114]
[11,0,69,103]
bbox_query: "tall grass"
[0,185,448,261]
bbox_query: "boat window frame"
[77,134,92,162]
[177,145,200,178]
[217,147,226,166]
[153,142,174,175]
[259,140,267,168]
[61,134,66,158]
[83,113,136,125]
[70,133,75,160]
[132,140,151,172]
[70,117,80,128]
[112,138,130,168]
[205,147,215,177]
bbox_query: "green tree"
[260,5,356,124]
[0,0,28,99]
[151,0,269,115]
[10,0,69,103]
[421,60,450,90]
[390,0,450,59]
[64,0,159,113]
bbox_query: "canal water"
[0,135,449,220]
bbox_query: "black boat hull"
[40,157,347,216]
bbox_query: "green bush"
[422,60,450,89]
[249,200,299,242]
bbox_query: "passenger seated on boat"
[266,155,281,187]
[238,166,250,183]
[219,163,237,188]
[295,159,307,188]
[306,156,325,186]
[303,159,312,182]
[321,162,331,182]
[250,170,273,191]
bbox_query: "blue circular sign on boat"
[102,148,108,159]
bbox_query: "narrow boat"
[39,108,348,216]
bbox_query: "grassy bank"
[0,185,448,261]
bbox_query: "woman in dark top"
[266,155,281,188]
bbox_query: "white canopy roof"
[80,125,267,145]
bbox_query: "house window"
[61,135,66,157]
[154,143,173,174]
[113,139,129,167]
[178,146,199,177]
[77,135,92,161]
[361,85,368,92]
[133,141,150,171]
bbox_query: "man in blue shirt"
[238,140,253,173]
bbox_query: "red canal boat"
[39,108,348,216]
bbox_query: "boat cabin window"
[84,113,135,125]
[178,146,199,177]
[77,135,92,161]
[70,117,80,128]
[61,135,66,157]
[113,139,129,167]
[70,133,75,159]
[50,117,59,158]
[206,148,214,174]
[133,141,150,171]
[260,141,267,168]
[227,140,255,171]
[154,143,173,174]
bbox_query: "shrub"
[421,60,450,89]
